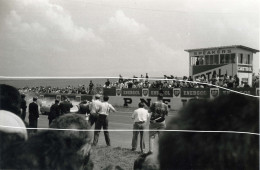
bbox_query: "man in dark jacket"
[59,97,73,115]
[48,99,60,126]
[29,97,39,132]
[20,94,27,121]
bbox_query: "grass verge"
[91,145,141,170]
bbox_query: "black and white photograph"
[0,0,259,169]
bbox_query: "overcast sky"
[0,0,259,77]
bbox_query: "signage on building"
[149,88,173,97]
[238,66,252,72]
[191,49,232,57]
[180,88,210,98]
[121,88,142,96]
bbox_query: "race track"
[25,107,178,151]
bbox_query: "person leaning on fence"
[148,93,168,153]
[92,95,116,146]
[88,94,102,127]
[131,102,150,153]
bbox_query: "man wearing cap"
[131,102,150,153]
[48,99,60,126]
[20,94,27,121]
[148,93,168,153]
[29,97,39,131]
[92,95,116,146]
[88,94,102,127]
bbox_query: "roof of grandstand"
[184,45,259,53]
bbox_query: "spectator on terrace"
[119,74,123,84]
[196,58,199,65]
[128,80,133,88]
[89,80,94,95]
[105,79,110,88]
[158,93,259,170]
[234,74,240,87]
[145,73,149,81]
[140,74,144,83]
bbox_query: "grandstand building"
[185,45,259,86]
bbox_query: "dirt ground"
[25,106,178,169]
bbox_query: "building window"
[231,53,235,63]
[220,54,225,64]
[205,55,209,65]
[214,55,219,64]
[242,78,248,83]
[210,55,213,65]
[248,54,251,64]
[225,54,230,63]
[239,54,243,64]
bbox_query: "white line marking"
[0,125,258,135]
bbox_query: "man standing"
[88,94,102,127]
[89,80,94,95]
[92,95,116,146]
[20,94,27,121]
[59,97,73,115]
[148,93,168,153]
[131,102,149,153]
[29,97,39,132]
[48,99,60,126]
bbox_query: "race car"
[40,99,79,115]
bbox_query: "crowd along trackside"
[38,87,259,112]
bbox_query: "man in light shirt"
[131,102,150,153]
[88,94,102,127]
[92,95,116,146]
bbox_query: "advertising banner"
[121,88,142,96]
[116,89,121,96]
[103,88,116,96]
[149,88,173,97]
[210,88,219,99]
[142,88,149,97]
[172,88,181,98]
[219,88,255,95]
[181,88,210,98]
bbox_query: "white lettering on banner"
[184,91,207,96]
[151,91,158,95]
[223,91,250,95]
[123,91,140,95]
[238,66,252,72]
[151,91,170,96]
[193,49,232,56]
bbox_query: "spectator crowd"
[0,83,258,170]
[18,73,259,96]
